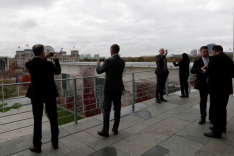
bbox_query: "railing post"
[188,66,191,94]
[132,73,135,113]
[166,75,169,96]
[73,79,77,124]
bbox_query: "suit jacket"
[204,52,234,94]
[155,55,169,75]
[25,57,61,100]
[96,55,125,93]
[191,57,209,90]
[173,59,190,77]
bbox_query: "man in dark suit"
[25,44,61,153]
[96,44,125,137]
[191,46,214,124]
[155,48,169,103]
[203,45,234,138]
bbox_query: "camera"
[100,57,105,62]
[165,50,168,53]
[49,52,56,57]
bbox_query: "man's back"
[206,52,234,94]
[25,58,61,99]
[96,55,125,93]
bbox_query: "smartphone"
[49,52,56,57]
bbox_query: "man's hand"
[173,58,176,62]
[97,59,100,65]
[164,52,168,56]
[45,52,52,58]
[201,65,207,73]
[53,53,58,59]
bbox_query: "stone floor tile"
[141,145,169,156]
[164,151,182,156]
[123,123,148,135]
[113,124,178,156]
[160,135,203,156]
[134,110,152,119]
[181,108,200,114]
[164,110,180,115]
[88,131,130,151]
[221,139,234,156]
[61,146,95,156]
[176,121,211,144]
[144,103,178,117]
[172,112,200,122]
[0,134,33,156]
[194,135,233,156]
[61,118,102,134]
[89,147,129,156]
[159,117,191,130]
[142,114,172,126]
[10,142,70,156]
[60,131,98,150]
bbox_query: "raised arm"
[155,55,166,63]
[96,60,108,74]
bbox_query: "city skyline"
[0,0,232,57]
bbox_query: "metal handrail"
[0,69,190,136]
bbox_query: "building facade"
[15,46,79,67]
[190,49,198,56]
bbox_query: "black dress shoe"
[209,127,226,133]
[112,128,118,135]
[179,95,185,98]
[204,132,222,139]
[98,131,109,137]
[156,99,161,103]
[52,143,58,149]
[198,119,206,124]
[185,95,189,98]
[160,98,167,102]
[29,145,42,153]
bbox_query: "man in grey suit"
[155,48,169,103]
[96,44,125,137]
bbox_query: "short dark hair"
[33,44,44,56]
[200,46,208,52]
[110,44,120,53]
[212,45,223,52]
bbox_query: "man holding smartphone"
[155,48,169,103]
[25,44,61,153]
[96,44,125,137]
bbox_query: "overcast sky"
[0,0,232,57]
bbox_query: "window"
[62,74,70,97]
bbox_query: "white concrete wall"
[60,63,180,82]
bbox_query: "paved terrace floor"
[1,90,234,156]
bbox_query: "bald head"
[159,48,165,55]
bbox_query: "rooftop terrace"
[1,90,234,156]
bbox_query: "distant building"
[207,43,216,55]
[190,49,198,56]
[15,46,79,67]
[94,54,99,58]
[85,54,91,58]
